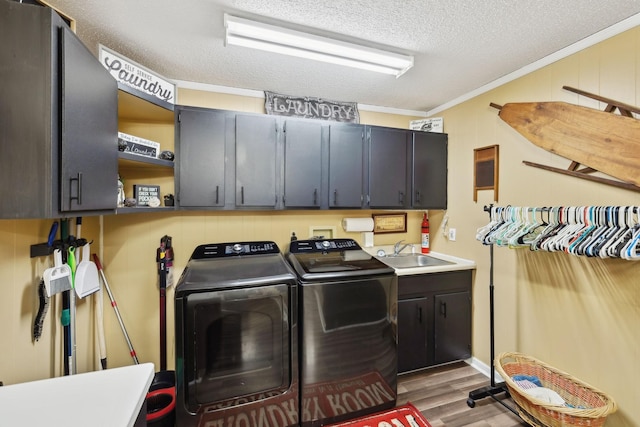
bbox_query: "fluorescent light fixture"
[224,14,414,77]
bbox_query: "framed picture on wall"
[372,212,407,234]
[473,145,499,201]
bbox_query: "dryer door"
[183,284,292,410]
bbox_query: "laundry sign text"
[99,45,175,104]
[265,91,360,123]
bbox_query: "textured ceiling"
[46,0,640,113]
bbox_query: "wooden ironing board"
[491,86,640,192]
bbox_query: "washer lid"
[176,241,297,292]
[286,239,394,280]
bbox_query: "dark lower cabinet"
[434,291,472,364]
[398,270,472,373]
[398,297,430,372]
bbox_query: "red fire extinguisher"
[421,212,430,254]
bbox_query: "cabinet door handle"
[240,186,245,204]
[70,172,82,206]
[333,189,338,205]
[215,185,219,204]
[417,306,422,323]
[415,190,421,204]
[398,191,404,204]
[440,301,447,318]
[313,188,318,205]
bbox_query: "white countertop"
[364,245,476,276]
[0,363,155,427]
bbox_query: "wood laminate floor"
[397,362,529,427]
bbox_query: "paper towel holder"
[342,217,374,232]
[372,212,407,234]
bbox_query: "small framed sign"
[118,132,160,158]
[133,184,161,207]
[410,117,443,133]
[473,144,499,202]
[372,212,407,234]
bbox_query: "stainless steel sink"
[377,253,454,269]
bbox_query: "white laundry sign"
[99,44,175,104]
[410,117,443,133]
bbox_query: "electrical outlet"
[448,228,457,241]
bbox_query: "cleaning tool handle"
[92,253,139,365]
[93,254,103,270]
[95,286,107,369]
[90,243,107,369]
[68,247,77,285]
[47,222,59,247]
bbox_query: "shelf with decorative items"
[116,83,176,213]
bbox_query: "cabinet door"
[236,114,278,208]
[59,27,118,212]
[1,2,51,218]
[368,127,409,208]
[177,108,227,207]
[328,124,364,208]
[283,120,323,208]
[398,297,430,373]
[434,291,471,364]
[412,132,447,209]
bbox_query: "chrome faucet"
[393,240,414,255]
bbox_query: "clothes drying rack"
[466,205,518,417]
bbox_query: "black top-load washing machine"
[174,241,299,427]
[286,238,398,427]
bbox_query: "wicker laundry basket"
[495,352,617,427]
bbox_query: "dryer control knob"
[321,240,331,249]
[232,243,244,253]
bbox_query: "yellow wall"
[0,217,101,382]
[1,22,638,427]
[437,28,640,426]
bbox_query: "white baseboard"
[465,357,505,383]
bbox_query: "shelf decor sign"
[118,132,160,158]
[265,91,360,123]
[98,44,175,105]
[133,184,161,207]
[410,117,443,133]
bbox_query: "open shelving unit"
[116,83,176,213]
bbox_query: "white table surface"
[0,363,155,427]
